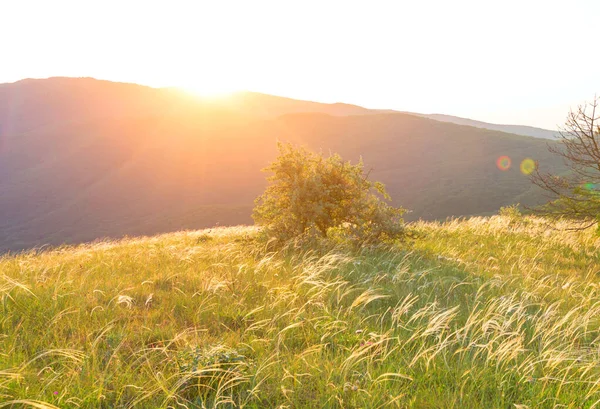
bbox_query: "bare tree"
[531,97,600,227]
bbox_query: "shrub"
[253,143,406,244]
[498,203,532,227]
[499,203,522,219]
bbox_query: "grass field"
[2,216,600,408]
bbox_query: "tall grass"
[1,217,600,408]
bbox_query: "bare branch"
[529,96,600,228]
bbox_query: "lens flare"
[496,156,511,171]
[520,158,536,175]
[579,183,600,196]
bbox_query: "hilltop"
[2,217,600,407]
[0,77,558,137]
[0,78,566,252]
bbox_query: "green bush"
[499,203,522,219]
[253,143,406,244]
[498,203,532,227]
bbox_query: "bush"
[253,143,406,244]
[498,203,531,227]
[499,203,522,219]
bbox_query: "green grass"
[2,217,600,408]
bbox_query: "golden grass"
[1,218,600,408]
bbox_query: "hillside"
[0,77,373,135]
[427,113,560,139]
[407,113,560,139]
[1,77,557,137]
[2,217,600,407]
[0,78,566,253]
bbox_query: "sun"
[181,78,242,98]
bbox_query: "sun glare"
[183,81,241,98]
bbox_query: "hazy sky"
[2,0,599,129]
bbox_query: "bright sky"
[2,0,599,129]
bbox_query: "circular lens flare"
[520,158,536,175]
[496,156,511,171]
[580,183,600,196]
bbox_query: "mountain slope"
[0,77,373,136]
[408,113,560,139]
[0,77,566,252]
[1,77,556,137]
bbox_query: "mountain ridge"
[0,77,557,138]
[0,77,565,253]
[406,112,560,139]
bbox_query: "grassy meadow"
[2,216,600,408]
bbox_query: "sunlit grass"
[2,218,600,408]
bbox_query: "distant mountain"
[0,77,565,252]
[407,113,560,139]
[2,77,558,137]
[0,77,375,136]
[217,91,376,117]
